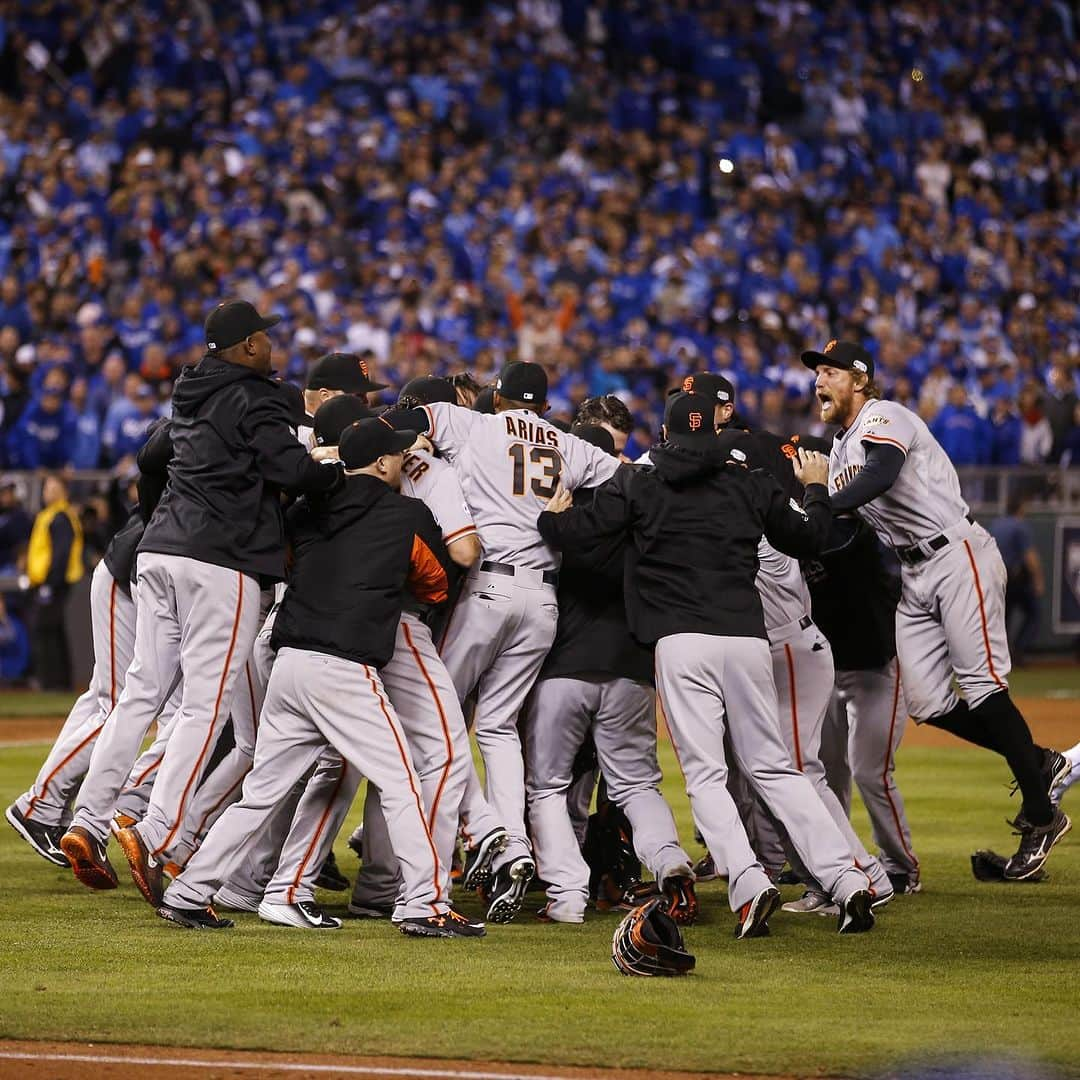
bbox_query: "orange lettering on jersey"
[505,417,518,438]
[404,453,429,482]
[546,428,560,448]
[688,411,703,431]
[516,418,530,439]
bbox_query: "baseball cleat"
[1011,749,1071,805]
[398,908,486,938]
[485,855,535,924]
[314,850,350,892]
[1004,809,1071,881]
[781,890,839,916]
[691,851,721,881]
[660,867,698,926]
[461,827,509,891]
[214,886,262,913]
[258,899,342,930]
[837,890,876,934]
[157,903,234,930]
[1050,758,1080,806]
[346,900,394,919]
[6,803,68,867]
[887,870,923,895]
[116,826,165,908]
[735,885,780,939]
[776,867,802,886]
[110,812,138,837]
[59,826,119,890]
[870,885,895,911]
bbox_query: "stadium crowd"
[0,0,1076,468]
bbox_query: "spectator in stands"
[0,482,32,574]
[25,473,84,690]
[1017,385,1054,465]
[988,398,1023,467]
[990,493,1045,667]
[1044,363,1078,463]
[102,377,159,466]
[7,368,78,469]
[70,376,103,469]
[1060,403,1080,468]
[931,384,989,466]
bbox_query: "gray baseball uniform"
[745,541,891,894]
[655,633,871,909]
[164,648,449,921]
[417,403,619,862]
[524,675,690,921]
[819,659,919,879]
[828,399,1009,718]
[15,560,135,828]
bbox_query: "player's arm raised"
[761,448,833,559]
[537,469,634,548]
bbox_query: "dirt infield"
[0,1042,800,1080]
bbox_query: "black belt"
[480,560,559,587]
[896,514,974,567]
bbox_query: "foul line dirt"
[0,1042,802,1080]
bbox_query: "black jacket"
[538,440,831,645]
[272,474,451,669]
[803,518,900,671]
[139,355,339,583]
[540,486,653,685]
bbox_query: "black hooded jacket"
[272,474,451,668]
[538,439,832,645]
[138,355,339,583]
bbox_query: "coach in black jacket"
[537,392,879,939]
[63,301,340,906]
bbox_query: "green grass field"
[1,672,1078,1078]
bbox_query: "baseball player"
[805,512,921,897]
[61,300,340,906]
[539,392,877,937]
[389,360,622,922]
[1051,741,1080,805]
[805,339,1070,879]
[523,422,695,925]
[7,420,178,865]
[158,419,482,938]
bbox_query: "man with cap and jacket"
[157,418,483,939]
[538,391,878,938]
[61,300,341,906]
[524,422,696,926]
[299,351,388,446]
[804,339,1070,881]
[388,360,621,923]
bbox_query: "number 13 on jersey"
[508,444,562,497]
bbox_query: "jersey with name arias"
[420,403,620,570]
[400,447,476,547]
[828,399,969,549]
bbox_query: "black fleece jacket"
[538,438,832,645]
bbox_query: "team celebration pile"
[1,0,1078,973]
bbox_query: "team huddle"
[6,302,1079,951]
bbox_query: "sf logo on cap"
[824,339,838,353]
[682,376,694,392]
[359,359,370,378]
[688,411,703,431]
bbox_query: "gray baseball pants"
[524,674,690,920]
[819,659,919,879]
[16,561,135,826]
[165,647,447,921]
[654,633,870,910]
[440,565,558,865]
[744,620,890,893]
[70,553,261,854]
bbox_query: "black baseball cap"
[679,372,734,404]
[205,300,281,351]
[399,375,456,405]
[495,361,547,405]
[339,417,415,470]
[664,392,718,447]
[473,385,496,413]
[313,395,374,446]
[571,423,616,456]
[801,340,874,379]
[307,352,388,394]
